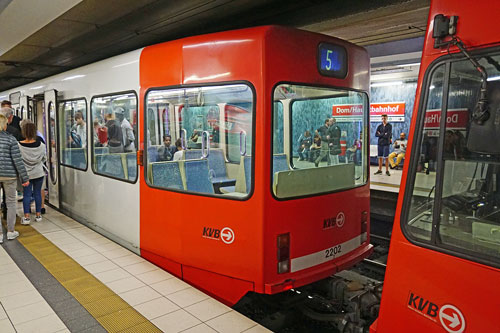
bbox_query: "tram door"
[44,90,60,208]
[19,96,29,120]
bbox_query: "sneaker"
[35,216,42,222]
[7,231,19,240]
[21,217,31,225]
[374,170,382,175]
[386,171,391,176]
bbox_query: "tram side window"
[407,54,500,264]
[272,84,368,198]
[145,84,254,198]
[58,99,88,170]
[90,92,138,182]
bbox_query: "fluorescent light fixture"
[429,85,436,90]
[0,95,6,99]
[371,81,403,87]
[62,74,85,81]
[396,62,421,67]
[30,85,44,90]
[487,75,500,81]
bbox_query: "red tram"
[1,26,372,307]
[372,1,500,332]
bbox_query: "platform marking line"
[15,223,161,333]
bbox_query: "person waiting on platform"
[328,117,341,165]
[374,114,392,176]
[314,119,331,167]
[309,132,321,162]
[158,135,177,161]
[389,132,407,169]
[297,130,312,161]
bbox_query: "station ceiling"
[0,0,430,92]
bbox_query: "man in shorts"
[374,114,392,176]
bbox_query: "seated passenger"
[297,130,312,161]
[389,132,407,169]
[158,135,177,161]
[173,138,184,161]
[188,130,201,149]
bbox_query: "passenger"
[0,107,22,141]
[297,130,312,161]
[18,122,46,224]
[314,119,331,167]
[374,114,392,176]
[389,132,407,169]
[188,130,201,149]
[328,117,341,165]
[104,109,124,153]
[0,114,29,241]
[347,132,362,164]
[158,135,176,161]
[173,138,184,161]
[73,112,87,148]
[309,132,321,162]
[114,107,135,152]
[1,101,21,132]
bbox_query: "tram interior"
[408,54,500,260]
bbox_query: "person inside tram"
[389,132,407,169]
[188,130,201,149]
[73,111,86,148]
[158,134,177,161]
[104,109,123,153]
[347,131,362,164]
[173,138,184,161]
[297,130,312,161]
[114,107,135,152]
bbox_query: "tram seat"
[221,155,251,195]
[94,147,109,155]
[96,154,125,179]
[151,161,185,190]
[148,146,159,162]
[184,149,203,160]
[272,154,289,183]
[62,148,86,169]
[208,148,235,184]
[185,159,214,194]
[126,153,137,180]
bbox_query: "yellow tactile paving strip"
[15,223,161,333]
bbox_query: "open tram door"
[19,95,31,120]
[44,89,60,208]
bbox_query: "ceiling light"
[487,76,500,81]
[62,74,85,81]
[396,62,421,67]
[371,81,403,87]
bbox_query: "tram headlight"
[277,233,290,274]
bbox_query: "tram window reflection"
[58,99,88,170]
[90,92,138,182]
[272,84,369,198]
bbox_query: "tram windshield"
[272,84,369,198]
[407,52,500,264]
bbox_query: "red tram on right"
[372,1,500,332]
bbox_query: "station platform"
[369,165,403,193]
[0,205,270,333]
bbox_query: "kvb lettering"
[408,293,439,318]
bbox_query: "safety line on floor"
[14,222,161,333]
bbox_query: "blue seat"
[126,153,137,180]
[94,147,109,155]
[62,148,86,169]
[96,154,125,179]
[148,146,159,163]
[151,161,184,190]
[207,149,235,185]
[184,149,203,160]
[185,159,214,194]
[244,155,251,194]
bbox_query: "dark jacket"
[376,123,392,146]
[0,131,29,183]
[6,124,22,141]
[318,125,329,142]
[328,125,341,154]
[106,119,123,148]
[158,145,176,161]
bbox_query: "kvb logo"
[323,211,345,229]
[202,226,235,244]
[408,292,465,333]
